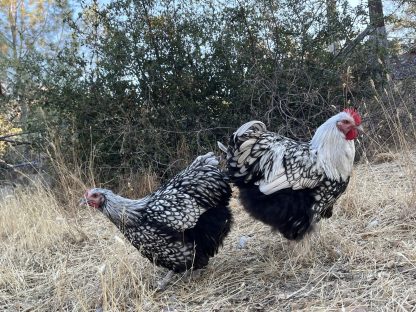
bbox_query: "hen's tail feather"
[217,141,228,153]
[190,152,219,168]
[233,120,267,141]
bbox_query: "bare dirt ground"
[1,151,416,311]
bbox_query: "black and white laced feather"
[219,115,357,240]
[88,153,232,273]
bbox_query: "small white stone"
[97,264,106,274]
[114,235,125,245]
[237,235,250,249]
[367,219,380,228]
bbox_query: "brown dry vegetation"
[1,82,416,311]
[1,148,416,311]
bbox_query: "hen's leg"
[156,270,174,291]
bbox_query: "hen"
[218,108,362,240]
[83,152,232,288]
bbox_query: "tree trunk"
[368,0,389,78]
[326,0,339,54]
[7,1,29,160]
[7,1,28,130]
[8,1,18,61]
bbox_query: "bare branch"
[335,26,372,59]
[0,131,39,140]
[0,137,32,145]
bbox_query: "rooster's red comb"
[343,108,361,126]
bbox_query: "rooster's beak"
[355,125,364,134]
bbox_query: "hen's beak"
[79,197,88,206]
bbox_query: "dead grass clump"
[0,186,89,310]
[0,186,75,250]
[372,152,398,164]
[118,166,160,199]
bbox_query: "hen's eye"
[342,120,349,124]
[91,194,98,198]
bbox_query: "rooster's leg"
[182,268,203,281]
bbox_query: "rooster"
[82,152,232,289]
[218,108,362,240]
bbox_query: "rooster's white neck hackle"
[310,112,355,182]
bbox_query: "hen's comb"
[343,108,361,125]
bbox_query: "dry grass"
[1,151,416,312]
[2,81,416,311]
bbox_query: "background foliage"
[0,0,415,189]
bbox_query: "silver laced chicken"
[83,152,232,289]
[218,108,362,240]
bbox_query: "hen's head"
[82,188,114,211]
[81,188,143,227]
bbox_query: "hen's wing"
[223,121,325,195]
[145,152,231,231]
